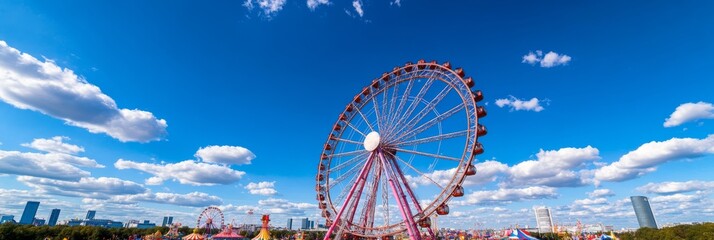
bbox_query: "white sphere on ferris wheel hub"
[316,60,487,239]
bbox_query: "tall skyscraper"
[300,218,309,229]
[533,206,554,233]
[0,215,15,223]
[631,196,657,229]
[20,201,40,225]
[48,209,61,226]
[86,210,96,220]
[287,218,293,230]
[162,217,168,227]
[168,216,173,225]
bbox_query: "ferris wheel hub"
[363,131,381,151]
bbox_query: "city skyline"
[1,0,714,230]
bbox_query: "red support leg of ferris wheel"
[378,150,422,240]
[324,152,375,240]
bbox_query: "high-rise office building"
[162,217,168,227]
[20,201,40,225]
[32,218,46,226]
[0,215,15,223]
[86,210,96,220]
[533,206,554,233]
[287,218,293,230]
[48,209,61,226]
[300,218,309,229]
[168,216,173,225]
[631,196,657,229]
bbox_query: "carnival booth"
[183,228,206,240]
[213,224,247,240]
[501,229,539,240]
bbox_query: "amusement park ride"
[198,206,225,237]
[316,60,487,240]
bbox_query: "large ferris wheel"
[316,60,487,239]
[197,206,224,236]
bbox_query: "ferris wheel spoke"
[395,148,462,162]
[330,160,366,189]
[330,149,367,158]
[385,79,416,137]
[335,175,360,209]
[391,154,445,190]
[394,103,465,143]
[371,94,383,132]
[381,79,393,128]
[393,129,468,147]
[385,80,401,132]
[329,151,369,172]
[354,105,376,132]
[333,137,364,146]
[391,84,453,142]
[383,75,436,141]
[346,121,368,137]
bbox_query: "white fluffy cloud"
[17,175,222,207]
[114,159,245,186]
[457,186,558,205]
[257,198,317,216]
[21,136,84,155]
[0,41,167,142]
[588,188,615,198]
[573,197,608,205]
[638,181,714,195]
[0,188,76,216]
[664,102,714,127]
[522,50,571,67]
[195,145,256,165]
[495,96,545,112]
[18,176,147,199]
[110,191,223,207]
[0,150,103,181]
[564,197,635,223]
[406,160,509,188]
[245,181,278,196]
[507,146,600,187]
[352,0,364,17]
[650,193,702,204]
[595,135,714,182]
[245,0,287,15]
[307,0,330,10]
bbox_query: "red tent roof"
[212,225,245,239]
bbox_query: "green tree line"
[527,222,714,240]
[0,223,327,240]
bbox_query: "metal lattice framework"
[197,206,224,236]
[316,60,487,239]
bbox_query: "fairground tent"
[501,229,539,240]
[598,234,618,240]
[182,229,205,240]
[213,224,246,240]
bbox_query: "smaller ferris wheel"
[197,206,224,236]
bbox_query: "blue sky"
[1,0,714,231]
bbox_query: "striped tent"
[183,228,205,240]
[501,229,539,240]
